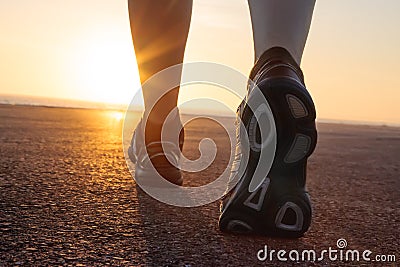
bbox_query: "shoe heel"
[270,193,312,238]
[219,211,256,234]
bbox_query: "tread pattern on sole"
[286,94,308,118]
[284,134,312,163]
[219,81,317,238]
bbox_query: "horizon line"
[0,93,399,128]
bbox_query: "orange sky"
[0,0,399,125]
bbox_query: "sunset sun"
[71,31,141,105]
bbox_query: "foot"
[128,110,184,186]
[219,47,317,237]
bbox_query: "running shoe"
[219,47,317,237]
[128,110,184,186]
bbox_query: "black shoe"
[128,110,184,186]
[219,47,317,237]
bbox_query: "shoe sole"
[128,146,183,186]
[219,77,317,238]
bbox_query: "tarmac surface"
[0,104,399,266]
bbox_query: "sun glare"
[109,111,124,121]
[72,32,141,105]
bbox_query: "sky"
[0,0,399,125]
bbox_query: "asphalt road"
[0,105,399,266]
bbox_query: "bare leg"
[248,0,315,64]
[128,0,192,142]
